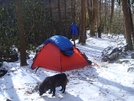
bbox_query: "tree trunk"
[109,0,115,33]
[58,0,63,35]
[98,0,102,38]
[104,0,107,33]
[87,0,92,30]
[71,0,75,22]
[49,0,54,35]
[64,0,67,37]
[90,0,98,37]
[14,0,28,66]
[79,0,86,45]
[122,0,133,50]
[128,0,134,40]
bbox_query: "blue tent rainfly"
[44,35,74,56]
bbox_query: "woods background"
[0,0,134,65]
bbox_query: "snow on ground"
[0,34,134,101]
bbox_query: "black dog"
[39,73,68,96]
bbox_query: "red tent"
[31,43,89,72]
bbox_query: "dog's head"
[38,83,49,96]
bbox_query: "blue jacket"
[69,22,79,35]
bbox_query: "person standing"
[69,22,79,46]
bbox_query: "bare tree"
[98,0,102,38]
[14,0,28,66]
[64,0,67,37]
[87,0,92,29]
[71,0,76,22]
[128,0,134,40]
[122,0,133,50]
[79,0,86,44]
[109,0,115,33]
[104,0,108,33]
[49,0,54,35]
[90,0,98,36]
[58,0,63,35]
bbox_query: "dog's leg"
[52,87,56,96]
[60,86,63,91]
[62,85,66,93]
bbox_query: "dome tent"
[31,35,90,72]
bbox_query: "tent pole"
[35,66,39,73]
